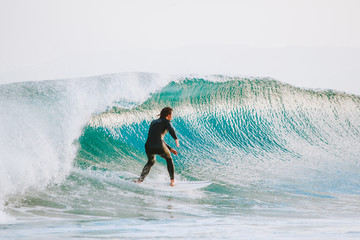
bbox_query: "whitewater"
[0,72,360,239]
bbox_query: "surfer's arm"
[166,121,178,140]
[166,121,180,147]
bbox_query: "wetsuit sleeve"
[166,120,178,140]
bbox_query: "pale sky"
[1,0,360,94]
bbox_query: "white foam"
[0,73,173,222]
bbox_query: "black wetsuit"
[139,118,178,181]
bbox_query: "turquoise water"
[1,73,360,239]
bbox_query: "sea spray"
[0,73,172,220]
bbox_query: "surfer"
[137,107,180,186]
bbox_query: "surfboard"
[144,180,212,191]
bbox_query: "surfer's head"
[159,107,173,120]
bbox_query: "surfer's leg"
[160,151,174,181]
[138,153,156,182]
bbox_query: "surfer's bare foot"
[170,180,176,186]
[134,179,142,184]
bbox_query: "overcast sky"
[1,0,359,94]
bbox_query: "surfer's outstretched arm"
[166,121,177,140]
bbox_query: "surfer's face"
[166,112,173,121]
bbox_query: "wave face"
[1,74,360,238]
[79,78,360,192]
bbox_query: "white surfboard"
[144,180,212,191]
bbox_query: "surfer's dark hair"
[159,107,173,119]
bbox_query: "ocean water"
[1,73,360,239]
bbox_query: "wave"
[78,77,360,192]
[1,73,360,222]
[0,73,172,220]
